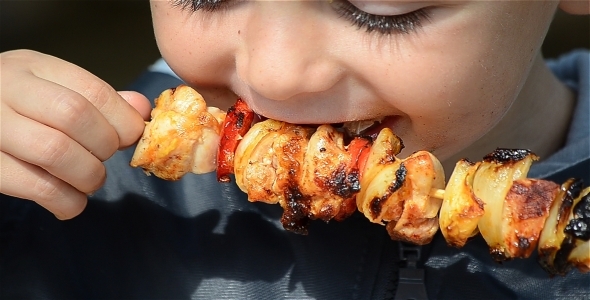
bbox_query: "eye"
[172,0,234,12]
[331,0,431,35]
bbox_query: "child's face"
[150,0,558,160]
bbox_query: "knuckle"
[1,49,39,63]
[31,173,87,220]
[33,172,63,201]
[86,80,115,112]
[1,50,40,84]
[52,90,92,129]
[1,50,47,75]
[33,133,72,169]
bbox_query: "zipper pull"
[394,242,428,300]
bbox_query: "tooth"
[342,118,385,135]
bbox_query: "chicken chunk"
[130,85,225,180]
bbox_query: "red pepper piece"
[333,136,372,221]
[347,136,372,180]
[217,98,255,182]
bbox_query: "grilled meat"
[130,85,589,275]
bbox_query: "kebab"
[130,85,589,276]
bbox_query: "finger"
[3,75,119,161]
[5,50,145,148]
[1,106,106,195]
[118,91,152,121]
[0,152,87,220]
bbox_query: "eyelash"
[172,0,430,35]
[331,1,430,35]
[172,0,234,11]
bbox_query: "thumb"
[118,91,152,121]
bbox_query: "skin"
[151,0,574,161]
[0,0,588,219]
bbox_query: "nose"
[236,3,343,101]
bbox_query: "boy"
[1,1,588,298]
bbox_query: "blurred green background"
[1,1,589,90]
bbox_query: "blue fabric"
[529,49,590,184]
[1,50,589,299]
[423,50,590,300]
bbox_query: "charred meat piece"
[130,85,226,180]
[233,119,293,204]
[233,119,371,234]
[299,125,361,222]
[357,129,445,245]
[500,178,559,259]
[385,151,445,245]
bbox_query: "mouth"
[341,117,397,137]
[231,87,401,141]
[233,86,399,137]
[254,113,398,140]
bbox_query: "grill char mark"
[565,192,590,240]
[369,163,407,220]
[483,148,531,163]
[281,185,311,235]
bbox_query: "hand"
[0,50,151,219]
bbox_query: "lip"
[233,89,402,137]
[230,78,400,125]
[235,94,399,127]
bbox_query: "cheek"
[363,3,554,158]
[151,4,238,86]
[367,46,516,159]
[399,51,516,145]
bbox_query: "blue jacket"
[1,51,588,299]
